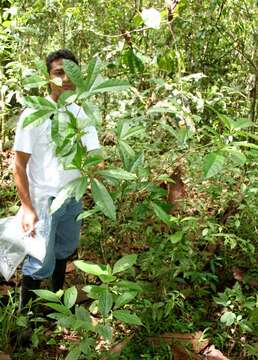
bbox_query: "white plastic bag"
[0,197,51,281]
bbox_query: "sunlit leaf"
[74,260,108,276]
[91,178,116,220]
[113,310,143,325]
[64,286,78,309]
[203,152,225,178]
[112,254,137,275]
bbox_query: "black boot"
[19,275,41,311]
[52,258,67,292]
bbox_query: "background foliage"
[0,0,258,359]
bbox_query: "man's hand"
[22,207,38,237]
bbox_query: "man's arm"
[13,151,38,236]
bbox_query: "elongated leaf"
[91,178,116,221]
[82,101,101,125]
[50,178,83,214]
[77,207,100,221]
[63,59,85,89]
[152,202,175,227]
[114,291,137,309]
[112,254,137,275]
[75,176,88,202]
[121,126,145,140]
[46,303,72,316]
[129,152,144,173]
[92,79,129,94]
[64,286,78,309]
[231,118,254,130]
[119,140,135,170]
[113,310,142,326]
[203,152,225,178]
[74,260,108,276]
[23,109,55,127]
[97,168,137,181]
[23,75,48,90]
[98,288,113,317]
[33,289,60,302]
[117,280,142,293]
[84,57,102,91]
[21,96,57,110]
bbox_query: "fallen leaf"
[204,345,229,360]
[66,262,75,273]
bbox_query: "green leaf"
[23,75,48,90]
[114,291,137,309]
[50,178,83,214]
[98,288,113,317]
[112,254,137,275]
[91,178,116,221]
[21,96,57,110]
[65,347,81,360]
[75,306,91,322]
[152,202,176,227]
[79,338,95,355]
[58,91,78,106]
[77,207,100,221]
[119,140,135,170]
[84,57,102,91]
[63,59,85,89]
[123,48,144,74]
[33,289,60,302]
[64,286,78,309]
[74,260,108,276]
[75,176,88,202]
[92,79,129,94]
[116,280,142,293]
[23,109,55,127]
[203,152,225,178]
[227,149,247,165]
[129,152,144,173]
[96,324,112,342]
[82,285,107,300]
[231,118,254,130]
[121,126,145,140]
[98,274,117,283]
[46,303,72,316]
[82,101,101,126]
[113,310,142,326]
[96,169,137,181]
[169,231,183,244]
[221,311,236,326]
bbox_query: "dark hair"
[46,49,79,73]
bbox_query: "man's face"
[49,58,75,99]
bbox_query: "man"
[13,49,101,308]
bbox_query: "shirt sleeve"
[81,125,101,151]
[13,109,37,154]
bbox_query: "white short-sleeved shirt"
[13,97,101,198]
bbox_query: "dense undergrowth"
[0,0,258,359]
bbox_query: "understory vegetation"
[0,0,258,359]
